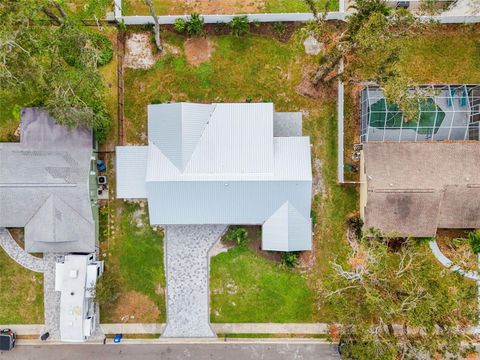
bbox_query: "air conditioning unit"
[97,176,107,185]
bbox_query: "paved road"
[1,343,340,359]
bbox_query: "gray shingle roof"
[0,108,95,253]
[363,142,480,237]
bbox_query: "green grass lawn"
[122,0,337,16]
[124,31,357,322]
[0,250,44,324]
[100,201,166,323]
[396,25,480,83]
[210,246,314,323]
[123,25,480,322]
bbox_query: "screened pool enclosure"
[360,85,480,142]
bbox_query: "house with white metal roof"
[0,108,97,253]
[116,102,313,251]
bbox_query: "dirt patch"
[298,248,316,271]
[8,228,25,248]
[296,65,338,100]
[296,67,322,99]
[112,291,160,323]
[244,225,283,263]
[124,32,156,69]
[184,37,214,66]
[182,0,265,14]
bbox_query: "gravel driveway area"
[162,225,227,338]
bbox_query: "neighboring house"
[0,108,97,253]
[55,254,104,342]
[116,102,313,251]
[360,85,480,237]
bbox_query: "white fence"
[337,79,345,184]
[112,0,480,25]
[118,12,347,25]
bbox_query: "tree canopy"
[307,0,430,120]
[0,0,113,142]
[320,234,477,359]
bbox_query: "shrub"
[92,270,120,307]
[273,21,286,36]
[186,13,205,36]
[226,227,249,246]
[346,215,363,239]
[230,16,249,36]
[175,13,205,36]
[174,18,187,33]
[281,252,299,268]
[468,231,480,255]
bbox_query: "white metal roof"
[262,201,312,251]
[116,146,148,198]
[117,103,313,251]
[148,103,274,175]
[148,103,216,172]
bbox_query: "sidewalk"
[1,323,329,336]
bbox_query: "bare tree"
[145,0,163,52]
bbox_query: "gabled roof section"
[184,103,274,174]
[262,201,312,251]
[25,194,93,247]
[148,103,215,172]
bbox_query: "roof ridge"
[25,194,54,227]
[181,103,217,172]
[52,194,94,227]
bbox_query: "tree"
[304,0,427,119]
[320,235,477,359]
[0,0,112,142]
[145,0,162,52]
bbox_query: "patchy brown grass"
[112,291,161,323]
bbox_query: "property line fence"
[118,12,347,25]
[113,0,480,25]
[338,80,345,184]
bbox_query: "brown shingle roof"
[363,142,480,237]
